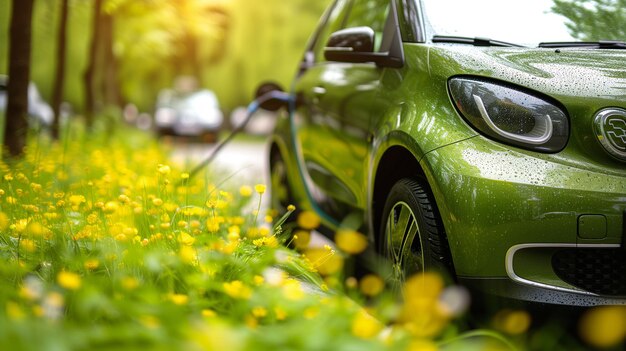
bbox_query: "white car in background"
[155,86,223,141]
[0,75,54,127]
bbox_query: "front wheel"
[380,178,453,288]
[269,149,293,215]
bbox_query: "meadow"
[0,126,623,350]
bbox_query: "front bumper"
[460,276,626,307]
[421,136,626,301]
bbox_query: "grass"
[0,124,623,351]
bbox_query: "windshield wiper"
[538,40,626,49]
[432,35,524,47]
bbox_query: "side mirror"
[323,1,404,68]
[254,82,286,111]
[326,26,375,53]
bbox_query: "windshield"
[421,0,626,47]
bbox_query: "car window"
[305,0,393,67]
[344,0,390,52]
[310,0,354,64]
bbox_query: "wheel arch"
[371,144,426,247]
[371,143,456,274]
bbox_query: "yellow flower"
[121,277,139,290]
[303,248,343,275]
[69,194,86,208]
[26,222,47,238]
[0,212,10,230]
[180,245,197,264]
[345,277,358,289]
[400,273,449,338]
[118,194,131,204]
[6,302,25,320]
[274,307,287,320]
[407,339,439,351]
[84,259,100,271]
[282,279,305,301]
[245,315,258,329]
[157,164,171,175]
[86,213,98,224]
[253,236,278,248]
[169,294,189,305]
[335,229,368,254]
[29,182,42,192]
[179,232,196,246]
[103,201,118,214]
[254,184,266,194]
[223,281,252,299]
[579,306,626,348]
[253,275,265,286]
[293,230,311,249]
[360,274,385,297]
[304,307,319,319]
[20,239,36,252]
[180,172,190,179]
[252,307,267,318]
[57,271,82,290]
[287,204,296,212]
[493,309,532,336]
[351,310,383,339]
[239,185,253,197]
[297,211,320,230]
[202,309,217,318]
[152,198,163,207]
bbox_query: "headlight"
[449,78,569,152]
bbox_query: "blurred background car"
[154,76,223,142]
[0,75,54,128]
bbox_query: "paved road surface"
[168,137,270,185]
[167,136,333,249]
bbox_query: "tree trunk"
[51,0,69,140]
[3,0,35,158]
[83,0,102,131]
[101,13,121,108]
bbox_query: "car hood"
[428,46,626,168]
[429,46,626,104]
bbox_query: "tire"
[380,178,453,286]
[269,150,293,214]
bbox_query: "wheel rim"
[384,201,424,291]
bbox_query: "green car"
[263,0,626,306]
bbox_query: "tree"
[100,11,121,108]
[107,0,230,109]
[51,0,69,140]
[551,0,626,40]
[3,0,35,158]
[83,0,103,130]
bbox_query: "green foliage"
[0,0,91,112]
[1,0,332,114]
[204,0,330,111]
[551,0,626,41]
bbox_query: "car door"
[292,0,394,224]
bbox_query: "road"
[167,136,333,249]
[168,137,270,186]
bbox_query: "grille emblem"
[594,108,626,162]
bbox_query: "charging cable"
[182,90,292,182]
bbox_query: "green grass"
[0,123,622,351]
